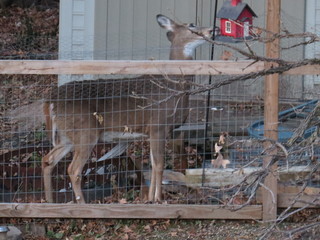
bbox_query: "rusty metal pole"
[263,0,281,221]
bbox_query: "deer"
[42,14,213,204]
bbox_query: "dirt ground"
[2,217,318,240]
[4,208,320,239]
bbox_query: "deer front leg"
[148,129,166,202]
[42,144,73,203]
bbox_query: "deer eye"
[188,23,196,28]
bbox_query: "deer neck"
[169,44,193,60]
[169,38,206,60]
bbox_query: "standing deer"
[42,14,212,203]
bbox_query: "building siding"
[304,0,320,96]
[59,0,309,100]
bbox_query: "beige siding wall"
[304,0,320,98]
[59,0,308,99]
[104,0,207,61]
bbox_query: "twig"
[287,101,320,146]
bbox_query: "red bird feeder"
[216,0,257,42]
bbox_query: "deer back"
[47,75,192,140]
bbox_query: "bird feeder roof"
[217,0,257,20]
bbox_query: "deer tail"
[43,102,59,146]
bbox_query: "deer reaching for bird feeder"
[42,14,213,203]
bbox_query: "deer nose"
[206,28,214,37]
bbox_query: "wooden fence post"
[263,0,281,221]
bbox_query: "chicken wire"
[0,69,260,203]
[0,34,58,60]
[1,66,319,207]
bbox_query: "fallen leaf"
[143,225,152,232]
[93,112,104,124]
[123,225,133,233]
[220,50,233,60]
[170,231,178,237]
[123,233,129,240]
[123,125,132,134]
[21,153,32,162]
[119,198,127,204]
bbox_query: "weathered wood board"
[185,166,318,188]
[0,60,319,75]
[0,203,262,219]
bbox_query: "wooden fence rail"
[0,204,262,219]
[0,60,319,75]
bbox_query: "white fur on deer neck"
[183,39,206,58]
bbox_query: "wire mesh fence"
[0,70,264,204]
[0,5,58,60]
[0,68,318,210]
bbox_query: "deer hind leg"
[148,130,166,202]
[42,144,73,203]
[170,132,187,174]
[68,134,99,204]
[128,154,148,200]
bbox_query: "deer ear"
[156,14,175,31]
[166,32,174,42]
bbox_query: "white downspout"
[304,0,320,98]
